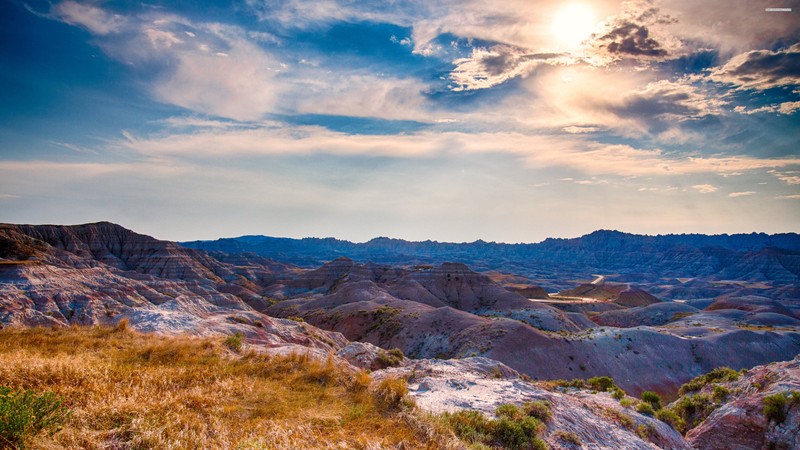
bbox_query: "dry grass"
[0,326,459,450]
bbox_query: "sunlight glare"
[551,3,598,50]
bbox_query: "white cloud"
[734,101,800,116]
[728,191,755,198]
[777,194,800,200]
[51,1,127,35]
[692,184,718,193]
[48,5,284,120]
[562,126,600,134]
[769,170,800,185]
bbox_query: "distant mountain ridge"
[181,230,800,288]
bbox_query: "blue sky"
[1,0,799,242]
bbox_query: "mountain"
[0,222,346,354]
[181,230,800,294]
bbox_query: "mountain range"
[2,221,800,449]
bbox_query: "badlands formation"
[2,222,799,449]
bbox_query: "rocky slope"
[260,258,800,397]
[0,222,345,355]
[678,356,800,449]
[373,357,691,449]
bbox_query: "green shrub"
[0,386,70,448]
[763,393,787,423]
[442,404,548,450]
[523,400,552,423]
[376,348,404,368]
[611,388,626,400]
[620,398,634,408]
[493,416,545,450]
[554,430,581,445]
[441,410,493,444]
[636,402,655,416]
[588,376,616,392]
[679,367,740,395]
[655,408,685,431]
[223,332,244,352]
[496,403,525,421]
[666,393,712,434]
[641,391,662,410]
[712,385,730,402]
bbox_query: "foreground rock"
[373,358,691,449]
[683,356,800,450]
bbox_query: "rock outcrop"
[683,356,800,450]
[373,358,691,450]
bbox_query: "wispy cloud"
[769,170,800,185]
[728,191,755,198]
[692,184,718,193]
[109,124,800,178]
[51,1,127,35]
[734,101,800,116]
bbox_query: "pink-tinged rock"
[685,356,800,450]
[373,358,691,450]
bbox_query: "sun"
[550,3,598,50]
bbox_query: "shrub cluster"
[0,386,70,449]
[441,402,550,450]
[678,367,740,395]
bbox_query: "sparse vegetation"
[587,376,615,392]
[678,366,740,395]
[636,401,655,416]
[665,393,713,434]
[554,430,581,446]
[0,326,457,449]
[439,403,548,450]
[522,400,551,423]
[374,377,414,410]
[655,408,685,432]
[0,386,70,449]
[376,347,405,368]
[223,331,244,352]
[641,391,662,410]
[763,393,788,423]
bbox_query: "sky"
[0,0,799,243]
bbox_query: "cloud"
[707,43,800,91]
[769,170,800,185]
[596,79,725,134]
[51,1,127,35]
[449,46,571,91]
[148,24,280,121]
[734,101,800,115]
[562,126,600,134]
[728,191,755,197]
[594,22,666,58]
[584,0,684,65]
[692,184,718,193]
[777,194,800,200]
[46,4,292,121]
[108,123,800,178]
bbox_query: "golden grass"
[0,326,460,450]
